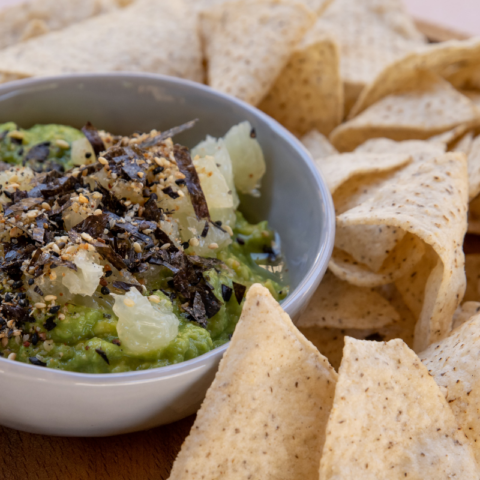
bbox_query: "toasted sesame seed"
[209,243,219,250]
[6,320,14,328]
[58,314,66,321]
[8,183,20,189]
[98,156,108,165]
[1,338,8,347]
[8,130,24,140]
[7,353,16,361]
[133,242,142,253]
[148,295,160,304]
[189,237,199,247]
[178,190,185,197]
[13,330,22,337]
[94,209,103,215]
[224,225,233,236]
[34,303,46,309]
[55,139,70,149]
[26,209,38,218]
[124,298,135,307]
[92,192,103,200]
[137,172,144,178]
[81,232,93,242]
[41,202,51,211]
[78,194,89,204]
[160,243,171,250]
[44,295,57,302]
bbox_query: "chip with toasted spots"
[168,284,338,480]
[320,337,479,479]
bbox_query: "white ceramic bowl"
[0,73,335,436]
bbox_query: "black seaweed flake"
[233,282,246,304]
[142,193,164,222]
[139,119,198,148]
[73,214,109,239]
[81,122,105,156]
[29,356,47,367]
[95,348,110,365]
[112,281,143,293]
[96,184,127,215]
[173,145,210,221]
[40,175,77,199]
[162,186,179,199]
[24,142,50,168]
[43,316,57,331]
[221,284,233,302]
[93,242,127,271]
[201,221,209,238]
[1,304,30,326]
[4,197,43,217]
[182,291,207,327]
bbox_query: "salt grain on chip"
[421,313,480,468]
[199,0,315,106]
[320,337,479,479]
[168,284,337,480]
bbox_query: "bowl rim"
[0,72,335,383]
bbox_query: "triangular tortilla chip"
[336,152,468,351]
[168,284,338,480]
[311,0,426,114]
[296,270,400,330]
[199,0,315,106]
[421,313,480,468]
[320,337,479,479]
[0,0,127,49]
[350,36,480,118]
[330,70,480,152]
[259,30,342,136]
[300,129,338,160]
[0,0,203,84]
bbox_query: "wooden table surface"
[0,416,195,480]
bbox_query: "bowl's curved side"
[0,73,335,436]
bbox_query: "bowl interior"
[0,73,333,316]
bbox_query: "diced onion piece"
[71,137,95,166]
[223,121,266,196]
[192,135,239,208]
[193,155,235,226]
[62,250,103,296]
[113,289,179,355]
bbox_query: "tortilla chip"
[330,71,480,152]
[168,284,338,479]
[350,37,480,118]
[337,152,468,351]
[300,129,338,160]
[318,152,411,197]
[428,124,472,148]
[466,134,480,200]
[0,0,127,49]
[259,30,342,136]
[311,0,426,115]
[296,270,400,330]
[452,301,480,330]
[420,313,480,467]
[469,194,480,235]
[320,337,479,479]
[464,253,480,303]
[355,137,446,155]
[199,0,315,106]
[446,64,480,91]
[0,0,203,83]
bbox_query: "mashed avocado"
[0,212,287,374]
[0,122,84,171]
[0,121,289,373]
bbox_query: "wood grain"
[0,416,194,480]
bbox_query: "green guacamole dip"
[0,122,84,171]
[1,213,287,373]
[0,121,288,373]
